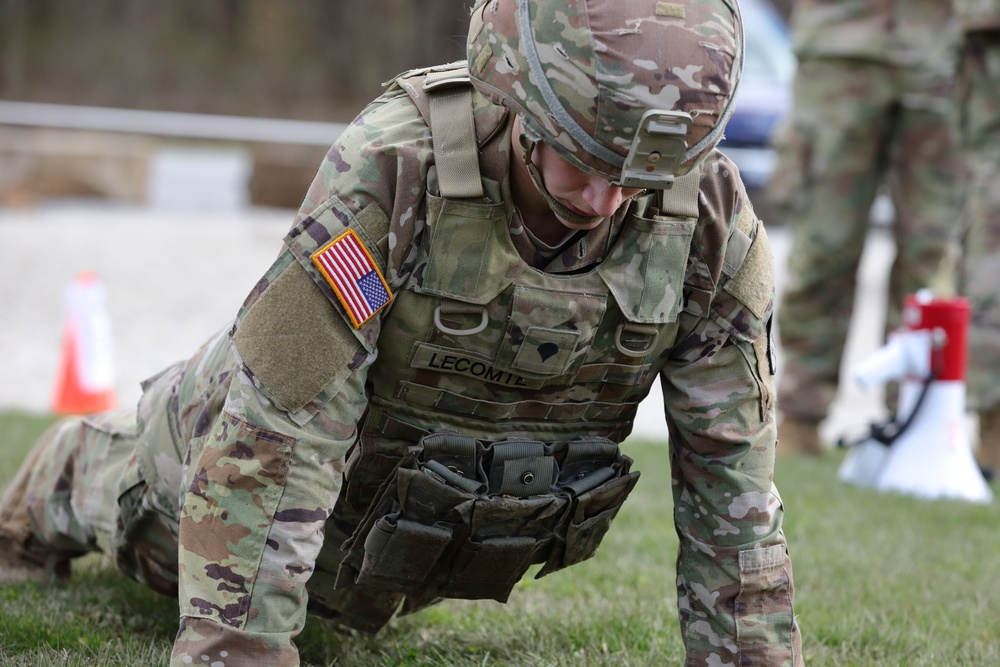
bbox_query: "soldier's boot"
[976,409,1000,480]
[0,432,73,583]
[777,418,826,456]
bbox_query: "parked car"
[718,0,795,204]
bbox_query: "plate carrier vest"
[303,63,748,633]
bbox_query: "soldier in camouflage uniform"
[951,0,1000,474]
[0,0,804,665]
[769,0,964,454]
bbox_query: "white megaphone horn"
[837,291,992,503]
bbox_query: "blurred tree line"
[0,0,472,122]
[0,0,792,122]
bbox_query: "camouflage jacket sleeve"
[170,85,436,666]
[661,155,803,666]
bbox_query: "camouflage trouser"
[769,57,962,421]
[956,31,1000,414]
[10,409,179,595]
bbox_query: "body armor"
[304,65,725,631]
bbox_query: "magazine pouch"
[341,432,640,603]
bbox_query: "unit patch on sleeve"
[311,229,393,328]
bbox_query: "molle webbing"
[395,380,637,424]
[423,69,485,199]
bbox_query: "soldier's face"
[531,141,643,229]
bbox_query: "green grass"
[2,408,999,666]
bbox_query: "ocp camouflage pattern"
[467,0,743,179]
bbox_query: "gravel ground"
[0,200,290,413]
[0,199,894,443]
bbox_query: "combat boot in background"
[976,409,1000,480]
[777,417,826,455]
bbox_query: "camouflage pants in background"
[769,58,962,422]
[956,31,1000,415]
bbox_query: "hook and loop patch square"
[311,229,393,328]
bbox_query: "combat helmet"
[467,0,744,192]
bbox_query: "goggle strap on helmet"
[517,0,626,170]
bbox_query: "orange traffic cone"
[51,271,118,415]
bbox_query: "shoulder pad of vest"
[389,61,471,113]
[391,60,509,192]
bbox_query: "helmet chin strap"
[517,131,605,228]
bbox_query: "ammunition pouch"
[336,432,640,605]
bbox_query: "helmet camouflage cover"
[467,0,744,183]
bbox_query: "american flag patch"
[311,229,393,328]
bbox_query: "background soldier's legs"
[772,60,891,452]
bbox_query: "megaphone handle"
[883,372,938,447]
